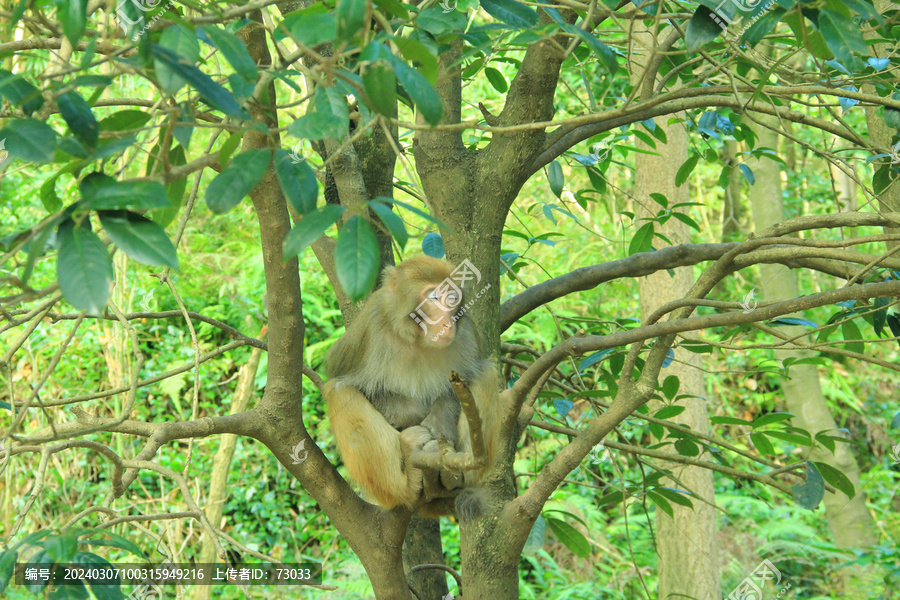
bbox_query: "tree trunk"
[194,328,264,600]
[404,516,449,599]
[748,118,880,597]
[630,21,721,599]
[864,0,900,250]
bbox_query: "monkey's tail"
[454,487,488,522]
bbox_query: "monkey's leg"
[325,381,431,509]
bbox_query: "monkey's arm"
[325,380,430,509]
[420,393,461,445]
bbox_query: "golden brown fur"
[324,257,498,517]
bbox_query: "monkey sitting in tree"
[324,256,499,520]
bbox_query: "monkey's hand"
[399,425,433,457]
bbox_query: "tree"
[1,0,899,598]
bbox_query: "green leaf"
[422,231,445,257]
[57,220,113,315]
[173,102,194,149]
[660,375,680,401]
[150,44,244,118]
[98,210,178,269]
[81,532,147,559]
[770,317,818,328]
[751,412,794,429]
[205,149,271,214]
[79,173,169,210]
[685,6,722,53]
[199,25,258,83]
[711,416,752,426]
[363,64,397,117]
[675,153,700,187]
[480,0,538,28]
[57,0,88,45]
[39,172,65,213]
[750,432,775,456]
[654,487,694,509]
[522,516,546,556]
[273,149,318,215]
[374,0,408,19]
[841,319,864,354]
[873,164,894,196]
[218,131,244,167]
[544,517,590,558]
[371,196,452,232]
[43,530,78,562]
[0,68,43,115]
[813,462,855,498]
[288,112,346,141]
[884,107,900,130]
[818,9,868,68]
[596,490,623,507]
[98,110,152,132]
[542,8,617,74]
[149,145,187,227]
[316,84,350,137]
[368,200,409,249]
[154,26,200,95]
[69,74,113,89]
[391,58,444,125]
[57,90,99,147]
[547,160,564,198]
[0,548,17,594]
[654,405,685,420]
[21,225,53,286]
[335,216,380,301]
[764,430,812,446]
[628,222,654,255]
[72,553,122,600]
[336,0,367,42]
[674,438,700,457]
[741,7,786,46]
[0,118,57,163]
[647,491,674,519]
[283,204,345,258]
[283,7,337,46]
[792,460,825,510]
[873,296,889,337]
[415,6,468,38]
[485,67,508,93]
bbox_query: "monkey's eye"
[446,292,460,304]
[428,289,440,300]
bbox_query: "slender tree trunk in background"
[864,0,900,249]
[194,330,265,600]
[631,22,720,597]
[829,160,856,212]
[748,119,880,597]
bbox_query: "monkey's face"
[409,284,463,349]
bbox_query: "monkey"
[324,256,499,520]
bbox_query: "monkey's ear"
[381,265,399,293]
